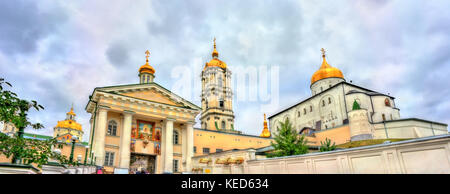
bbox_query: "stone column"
[182,125,187,171]
[119,110,133,170]
[185,122,194,172]
[163,118,175,173]
[94,106,108,166]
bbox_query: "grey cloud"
[0,1,67,55]
[106,42,130,67]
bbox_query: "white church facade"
[269,49,448,141]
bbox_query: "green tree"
[268,118,309,158]
[0,78,70,167]
[319,138,336,152]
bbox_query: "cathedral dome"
[205,59,227,69]
[55,120,82,131]
[311,48,344,85]
[55,107,82,131]
[139,50,155,75]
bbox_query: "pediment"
[96,83,200,110]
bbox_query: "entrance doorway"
[130,153,156,174]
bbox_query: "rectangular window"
[194,146,197,153]
[203,148,210,154]
[219,101,224,108]
[104,152,115,166]
[173,160,179,172]
[216,149,223,153]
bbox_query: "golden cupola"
[311,48,344,85]
[139,50,155,84]
[260,114,271,138]
[55,106,82,132]
[139,50,155,75]
[204,38,227,69]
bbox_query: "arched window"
[107,120,117,136]
[173,131,179,144]
[328,97,331,104]
[385,98,391,107]
[221,121,226,129]
[205,100,208,109]
[297,111,301,117]
[310,106,313,112]
[382,114,386,121]
[303,108,307,114]
[322,100,325,107]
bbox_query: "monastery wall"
[195,135,450,174]
[245,135,450,174]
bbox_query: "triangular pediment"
[95,83,200,110]
[120,89,182,106]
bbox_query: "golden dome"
[311,48,344,85]
[139,50,155,74]
[55,120,82,131]
[260,114,271,138]
[204,38,227,69]
[55,106,82,131]
[205,59,227,69]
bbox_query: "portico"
[85,50,201,173]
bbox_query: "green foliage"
[267,118,309,158]
[0,78,45,136]
[0,78,71,167]
[0,133,72,167]
[319,138,336,152]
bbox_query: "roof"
[194,128,274,140]
[23,133,89,146]
[268,81,394,119]
[373,117,448,126]
[85,82,201,111]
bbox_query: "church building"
[85,41,272,174]
[268,48,448,144]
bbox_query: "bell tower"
[200,38,235,131]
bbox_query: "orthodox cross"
[321,48,326,57]
[145,50,150,62]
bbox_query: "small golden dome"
[260,114,271,138]
[311,48,344,85]
[67,106,76,116]
[204,38,227,69]
[139,50,155,74]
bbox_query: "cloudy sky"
[1,0,449,141]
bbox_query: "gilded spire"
[67,103,76,116]
[260,113,271,138]
[212,37,219,58]
[320,48,331,69]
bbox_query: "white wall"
[244,135,450,174]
